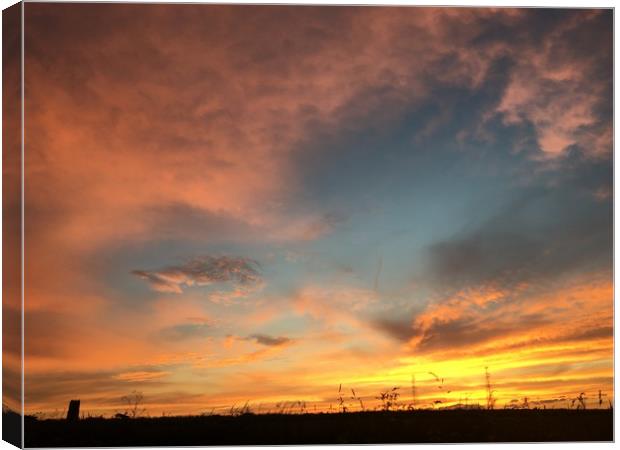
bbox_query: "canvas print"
[2,2,614,447]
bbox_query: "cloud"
[493,10,611,158]
[132,256,261,294]
[370,318,416,343]
[114,371,170,382]
[413,313,548,353]
[564,326,613,342]
[247,334,292,347]
[26,6,610,258]
[426,185,611,292]
[403,274,612,358]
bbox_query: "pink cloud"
[495,11,610,158]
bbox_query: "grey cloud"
[489,325,613,355]
[417,319,503,352]
[564,326,613,342]
[132,256,261,294]
[370,318,416,343]
[427,185,611,292]
[247,334,292,347]
[418,318,612,357]
[414,313,549,353]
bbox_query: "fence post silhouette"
[66,400,80,421]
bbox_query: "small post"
[485,367,495,410]
[411,374,416,409]
[67,400,80,421]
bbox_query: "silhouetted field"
[2,410,21,448]
[22,409,613,446]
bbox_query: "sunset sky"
[14,4,613,415]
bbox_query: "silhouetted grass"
[24,409,612,446]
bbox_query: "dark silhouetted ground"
[24,409,613,447]
[2,410,21,448]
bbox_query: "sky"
[12,4,613,416]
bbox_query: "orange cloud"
[114,371,170,382]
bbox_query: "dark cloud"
[481,325,614,356]
[247,334,292,347]
[370,318,416,343]
[414,315,612,357]
[414,313,549,353]
[427,182,612,291]
[563,326,613,342]
[132,256,261,294]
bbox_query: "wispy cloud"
[247,334,293,347]
[132,256,261,294]
[114,371,170,382]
